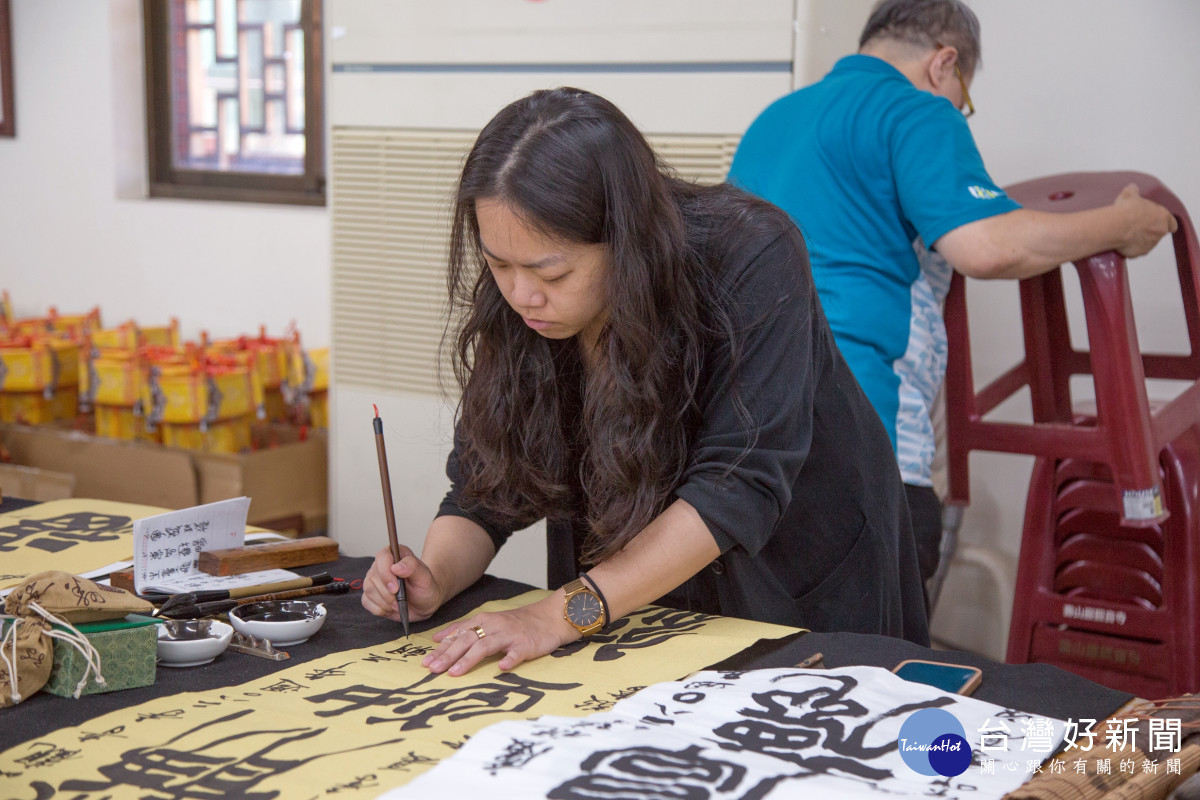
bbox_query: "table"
[0,498,1139,797]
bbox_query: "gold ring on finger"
[471,625,486,640]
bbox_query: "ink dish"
[157,619,233,667]
[227,600,327,646]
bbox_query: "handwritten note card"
[132,497,294,593]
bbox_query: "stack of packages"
[205,326,300,425]
[293,345,329,428]
[86,318,181,442]
[1,291,329,453]
[0,301,97,425]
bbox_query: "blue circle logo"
[898,708,973,777]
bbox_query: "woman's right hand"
[361,545,445,623]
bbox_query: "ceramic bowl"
[227,600,327,646]
[157,619,233,667]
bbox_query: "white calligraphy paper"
[384,666,1067,799]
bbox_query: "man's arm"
[935,183,1178,280]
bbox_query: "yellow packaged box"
[152,364,258,424]
[0,337,80,393]
[95,404,159,443]
[160,417,252,453]
[0,386,79,425]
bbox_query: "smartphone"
[892,659,983,696]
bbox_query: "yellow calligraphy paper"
[0,498,170,593]
[0,498,275,593]
[0,592,800,799]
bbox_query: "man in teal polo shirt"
[728,0,1176,601]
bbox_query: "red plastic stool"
[943,171,1200,696]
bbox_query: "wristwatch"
[562,577,607,636]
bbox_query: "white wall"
[930,0,1200,657]
[1,0,1196,660]
[0,0,331,348]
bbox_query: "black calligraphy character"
[386,643,434,660]
[262,678,306,693]
[306,673,581,729]
[361,652,397,663]
[574,695,613,713]
[324,774,378,793]
[305,663,353,681]
[381,751,437,772]
[59,709,407,799]
[553,608,712,662]
[14,741,82,770]
[711,672,954,782]
[0,511,131,554]
[484,738,552,776]
[136,709,186,722]
[79,725,127,742]
[549,745,747,799]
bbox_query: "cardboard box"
[43,616,158,697]
[0,463,75,502]
[0,422,327,532]
[193,426,328,534]
[0,422,197,509]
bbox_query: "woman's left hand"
[422,594,578,677]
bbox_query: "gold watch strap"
[563,578,606,636]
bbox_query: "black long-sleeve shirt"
[438,211,929,645]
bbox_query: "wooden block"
[109,569,137,593]
[197,536,339,576]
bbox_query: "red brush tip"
[373,403,379,418]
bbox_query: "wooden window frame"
[0,0,14,138]
[143,0,325,205]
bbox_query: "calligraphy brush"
[151,573,335,618]
[159,580,353,619]
[373,404,410,638]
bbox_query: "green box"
[43,616,158,697]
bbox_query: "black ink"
[0,512,132,554]
[304,664,353,681]
[484,738,552,776]
[381,752,436,772]
[79,726,127,742]
[711,673,954,781]
[306,673,581,730]
[58,709,406,800]
[549,745,747,799]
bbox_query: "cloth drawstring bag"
[0,571,153,705]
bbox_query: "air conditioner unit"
[326,0,870,587]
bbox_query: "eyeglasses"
[935,42,975,118]
[954,64,975,119]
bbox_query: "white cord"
[25,603,107,698]
[0,614,23,705]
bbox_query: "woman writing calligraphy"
[361,87,928,675]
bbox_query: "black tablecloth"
[0,555,533,749]
[705,629,1132,723]
[0,495,1134,751]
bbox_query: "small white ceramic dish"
[227,600,327,646]
[157,619,233,667]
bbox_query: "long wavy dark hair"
[447,87,761,563]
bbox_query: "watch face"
[566,590,603,627]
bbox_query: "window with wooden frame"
[0,0,14,138]
[143,0,324,205]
